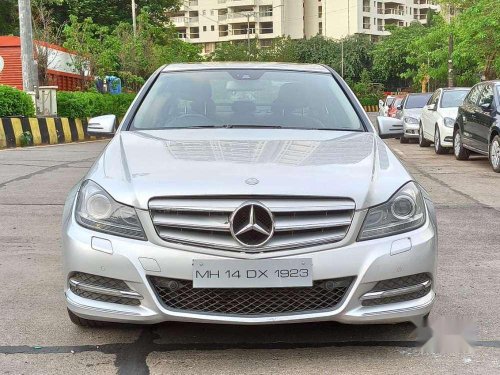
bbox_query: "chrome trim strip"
[360,280,432,301]
[69,278,143,300]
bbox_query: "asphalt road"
[1,118,499,374]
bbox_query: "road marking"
[392,147,405,156]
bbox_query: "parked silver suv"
[62,63,437,327]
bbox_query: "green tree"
[0,0,19,35]
[372,22,430,90]
[59,0,180,26]
[453,0,499,80]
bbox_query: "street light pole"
[132,0,137,37]
[18,0,36,92]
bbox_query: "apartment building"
[170,0,304,53]
[305,0,440,40]
[171,0,440,52]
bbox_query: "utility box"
[37,86,58,116]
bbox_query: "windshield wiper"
[221,124,284,129]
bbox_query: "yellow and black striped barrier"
[363,105,379,113]
[0,117,105,149]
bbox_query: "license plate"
[192,259,312,288]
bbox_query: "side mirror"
[396,104,403,110]
[379,99,384,108]
[428,104,436,111]
[377,116,404,139]
[87,115,117,136]
[480,102,492,112]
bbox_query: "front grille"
[149,276,353,315]
[149,196,355,252]
[69,272,140,306]
[362,273,432,306]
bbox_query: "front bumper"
[63,205,437,325]
[403,122,419,139]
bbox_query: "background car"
[378,95,395,117]
[396,93,433,143]
[387,96,405,118]
[454,80,500,172]
[419,87,470,154]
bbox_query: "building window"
[318,22,323,35]
[363,17,370,29]
[211,25,215,31]
[203,26,207,31]
[202,10,206,16]
[210,10,214,16]
[318,6,322,18]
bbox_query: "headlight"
[75,180,147,240]
[403,116,419,124]
[358,182,426,241]
[443,117,455,128]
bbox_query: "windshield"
[130,70,364,131]
[405,94,432,109]
[441,90,469,108]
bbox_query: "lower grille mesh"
[149,276,353,315]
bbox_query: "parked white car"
[378,95,395,117]
[396,93,433,143]
[419,88,471,154]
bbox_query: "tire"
[434,126,448,154]
[400,136,409,144]
[419,123,431,147]
[489,135,500,173]
[68,309,108,328]
[453,129,470,160]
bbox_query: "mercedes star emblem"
[230,202,274,247]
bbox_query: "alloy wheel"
[491,139,500,169]
[454,132,461,157]
[434,128,440,152]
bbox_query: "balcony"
[171,16,188,26]
[228,11,255,21]
[385,7,406,20]
[188,0,198,6]
[218,13,228,21]
[189,16,199,23]
[228,0,256,6]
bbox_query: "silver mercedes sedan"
[62,63,437,327]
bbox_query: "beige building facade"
[171,0,439,52]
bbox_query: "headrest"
[232,101,256,114]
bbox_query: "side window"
[467,85,482,105]
[477,85,494,108]
[427,91,438,106]
[434,90,441,106]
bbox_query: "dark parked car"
[454,81,500,172]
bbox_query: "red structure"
[0,36,83,91]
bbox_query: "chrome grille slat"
[149,197,355,213]
[149,196,355,252]
[152,212,230,231]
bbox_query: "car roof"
[161,62,331,73]
[441,87,470,91]
[406,92,432,96]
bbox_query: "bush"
[0,85,36,117]
[57,92,136,118]
[358,96,380,106]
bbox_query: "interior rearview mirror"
[87,115,117,136]
[377,116,404,139]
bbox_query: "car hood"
[438,107,459,119]
[86,129,412,210]
[403,108,424,119]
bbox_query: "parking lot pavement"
[1,128,499,374]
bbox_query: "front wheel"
[434,126,448,154]
[67,309,108,328]
[489,135,500,173]
[419,123,431,147]
[454,129,470,160]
